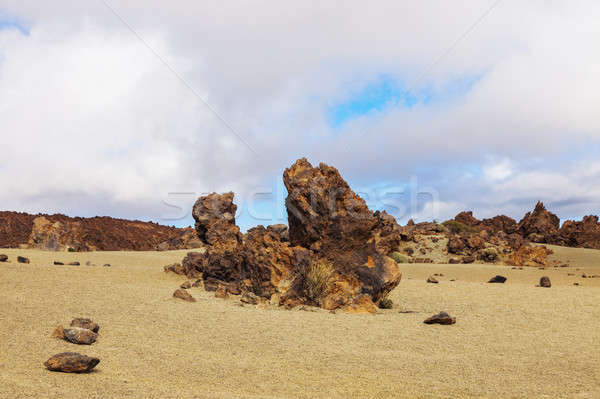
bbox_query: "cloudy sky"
[1,1,599,230]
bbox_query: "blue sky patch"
[0,10,29,35]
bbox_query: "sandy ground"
[1,247,599,399]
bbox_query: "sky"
[0,1,599,231]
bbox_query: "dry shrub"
[299,260,334,304]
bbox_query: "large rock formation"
[181,158,402,311]
[558,215,600,249]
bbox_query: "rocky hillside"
[0,211,201,251]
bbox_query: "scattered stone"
[63,327,98,345]
[427,276,439,284]
[70,318,99,333]
[448,258,461,264]
[540,276,551,288]
[180,281,192,289]
[68,261,80,266]
[85,261,93,266]
[17,256,30,264]
[462,256,475,264]
[173,289,196,302]
[568,273,575,276]
[582,273,587,278]
[424,311,456,325]
[574,282,579,286]
[53,261,64,265]
[488,275,507,283]
[192,279,203,288]
[51,325,65,339]
[240,292,259,305]
[0,254,7,262]
[215,286,229,299]
[103,264,111,267]
[44,352,100,373]
[560,264,568,268]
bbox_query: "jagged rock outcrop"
[180,158,402,312]
[517,202,560,243]
[558,215,600,249]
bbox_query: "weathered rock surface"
[63,327,98,345]
[517,202,560,243]
[558,215,600,249]
[173,289,196,302]
[52,325,65,339]
[424,312,456,325]
[44,352,100,373]
[70,318,99,333]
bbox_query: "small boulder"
[103,263,111,267]
[180,281,192,289]
[427,276,439,284]
[53,261,64,265]
[424,311,456,325]
[70,318,99,333]
[0,254,8,262]
[539,276,551,288]
[240,292,259,305]
[63,327,98,345]
[17,256,30,264]
[462,256,475,264]
[68,261,80,266]
[173,289,196,302]
[44,352,100,373]
[448,258,460,264]
[488,275,507,283]
[164,263,184,274]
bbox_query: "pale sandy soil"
[1,247,599,399]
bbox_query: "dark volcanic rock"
[44,352,99,373]
[540,276,551,288]
[427,276,439,284]
[17,256,29,264]
[488,275,507,283]
[0,254,7,262]
[424,312,456,325]
[558,215,600,249]
[53,261,64,265]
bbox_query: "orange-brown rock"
[51,325,65,339]
[215,286,229,299]
[507,246,553,267]
[164,262,186,275]
[173,289,196,302]
[343,295,378,314]
[558,215,600,249]
[44,352,100,373]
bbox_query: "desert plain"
[1,245,599,399]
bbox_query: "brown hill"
[0,211,201,251]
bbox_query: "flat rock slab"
[70,318,99,333]
[424,311,456,325]
[64,327,98,345]
[488,275,507,283]
[44,352,99,373]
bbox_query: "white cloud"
[0,1,599,224]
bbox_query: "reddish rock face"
[558,215,600,249]
[192,192,237,244]
[517,202,560,242]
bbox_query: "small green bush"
[67,247,76,252]
[390,252,409,264]
[442,220,477,235]
[299,260,334,304]
[378,297,393,309]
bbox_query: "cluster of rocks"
[177,158,403,313]
[0,211,201,251]
[452,202,600,250]
[45,318,101,373]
